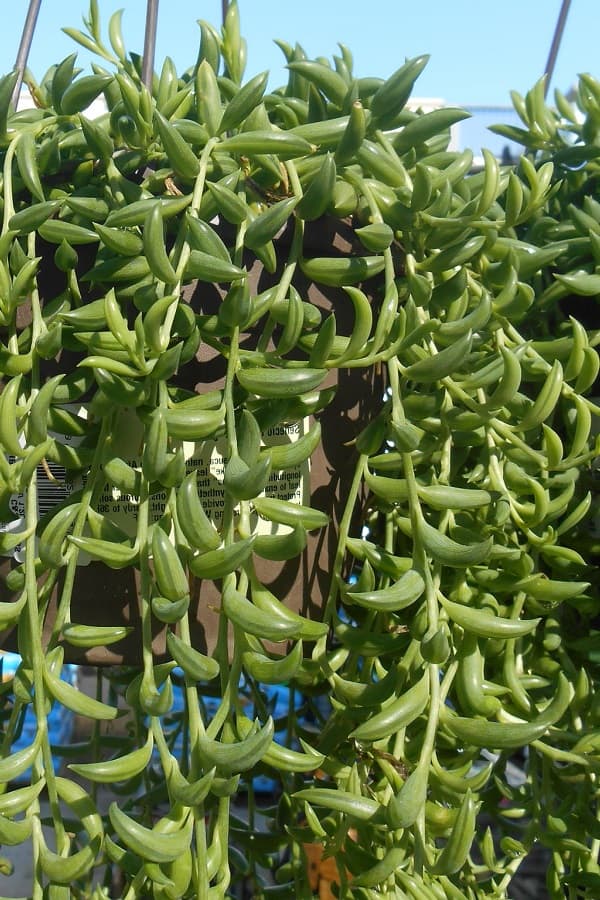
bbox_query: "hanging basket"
[0,217,382,665]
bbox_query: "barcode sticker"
[1,406,84,562]
[34,462,74,517]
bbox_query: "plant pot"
[0,217,382,664]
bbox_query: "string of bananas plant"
[0,2,597,897]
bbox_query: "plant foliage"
[0,2,597,896]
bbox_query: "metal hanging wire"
[11,0,42,109]
[11,0,161,101]
[544,0,572,97]
[142,0,159,89]
[12,0,569,111]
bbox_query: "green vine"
[0,2,597,898]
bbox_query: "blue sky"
[2,1,596,153]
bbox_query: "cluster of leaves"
[0,1,597,897]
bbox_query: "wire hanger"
[11,0,42,108]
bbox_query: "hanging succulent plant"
[0,1,597,897]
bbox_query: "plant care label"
[106,418,310,539]
[183,421,308,526]
[1,411,311,561]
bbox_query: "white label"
[184,420,307,531]
[2,417,310,560]
[106,419,309,536]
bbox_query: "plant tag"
[1,406,84,563]
[93,420,310,539]
[1,411,311,562]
